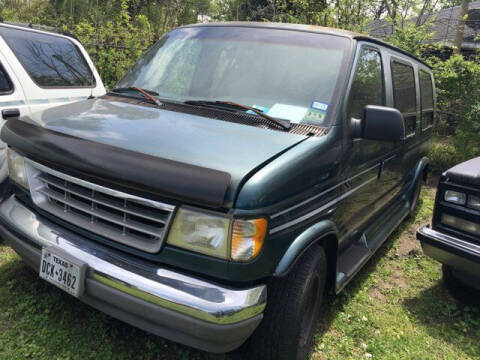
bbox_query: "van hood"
[11,98,307,207]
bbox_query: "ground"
[0,187,479,359]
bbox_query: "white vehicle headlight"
[167,208,231,259]
[7,148,28,189]
[468,195,480,211]
[444,190,466,205]
[166,208,267,261]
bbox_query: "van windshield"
[118,26,351,126]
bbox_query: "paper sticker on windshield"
[267,104,308,123]
[302,109,327,125]
[311,101,329,112]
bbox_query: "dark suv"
[417,157,480,291]
[0,23,435,359]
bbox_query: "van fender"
[273,220,338,277]
[407,156,430,196]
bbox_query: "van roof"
[0,21,78,41]
[182,22,432,69]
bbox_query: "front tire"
[244,246,327,360]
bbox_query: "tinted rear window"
[391,61,416,114]
[0,27,94,87]
[419,70,434,129]
[419,70,433,110]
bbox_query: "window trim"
[390,58,417,136]
[346,44,386,121]
[0,27,96,89]
[419,69,434,131]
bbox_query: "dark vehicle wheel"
[243,246,327,360]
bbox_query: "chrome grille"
[25,159,175,253]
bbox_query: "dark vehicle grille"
[26,160,175,253]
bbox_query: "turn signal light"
[231,218,267,261]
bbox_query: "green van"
[0,22,435,359]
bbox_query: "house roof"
[367,1,480,49]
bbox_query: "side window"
[419,70,434,129]
[0,27,94,88]
[0,64,12,94]
[348,47,384,120]
[391,61,417,136]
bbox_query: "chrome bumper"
[0,195,266,326]
[417,225,480,289]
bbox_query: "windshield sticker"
[267,104,308,123]
[311,101,329,112]
[302,109,327,125]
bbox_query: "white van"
[0,22,105,184]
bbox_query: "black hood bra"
[1,119,231,208]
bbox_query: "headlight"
[7,148,28,188]
[167,208,231,259]
[166,208,267,261]
[441,214,480,236]
[231,218,267,261]
[468,195,480,211]
[444,190,466,205]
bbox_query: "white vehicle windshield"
[118,26,351,126]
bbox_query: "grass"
[0,187,479,359]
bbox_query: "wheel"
[243,246,327,360]
[409,178,422,215]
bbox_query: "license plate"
[39,248,86,298]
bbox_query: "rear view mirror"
[2,108,20,120]
[353,105,405,142]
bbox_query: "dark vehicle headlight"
[441,214,480,236]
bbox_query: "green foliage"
[385,21,435,57]
[71,8,154,88]
[456,104,480,160]
[428,140,460,174]
[427,55,480,167]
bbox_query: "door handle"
[378,161,385,179]
[2,108,20,120]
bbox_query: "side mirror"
[2,108,20,120]
[352,105,405,142]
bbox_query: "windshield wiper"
[109,87,163,107]
[184,100,291,130]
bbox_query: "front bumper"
[0,195,266,353]
[417,225,480,290]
